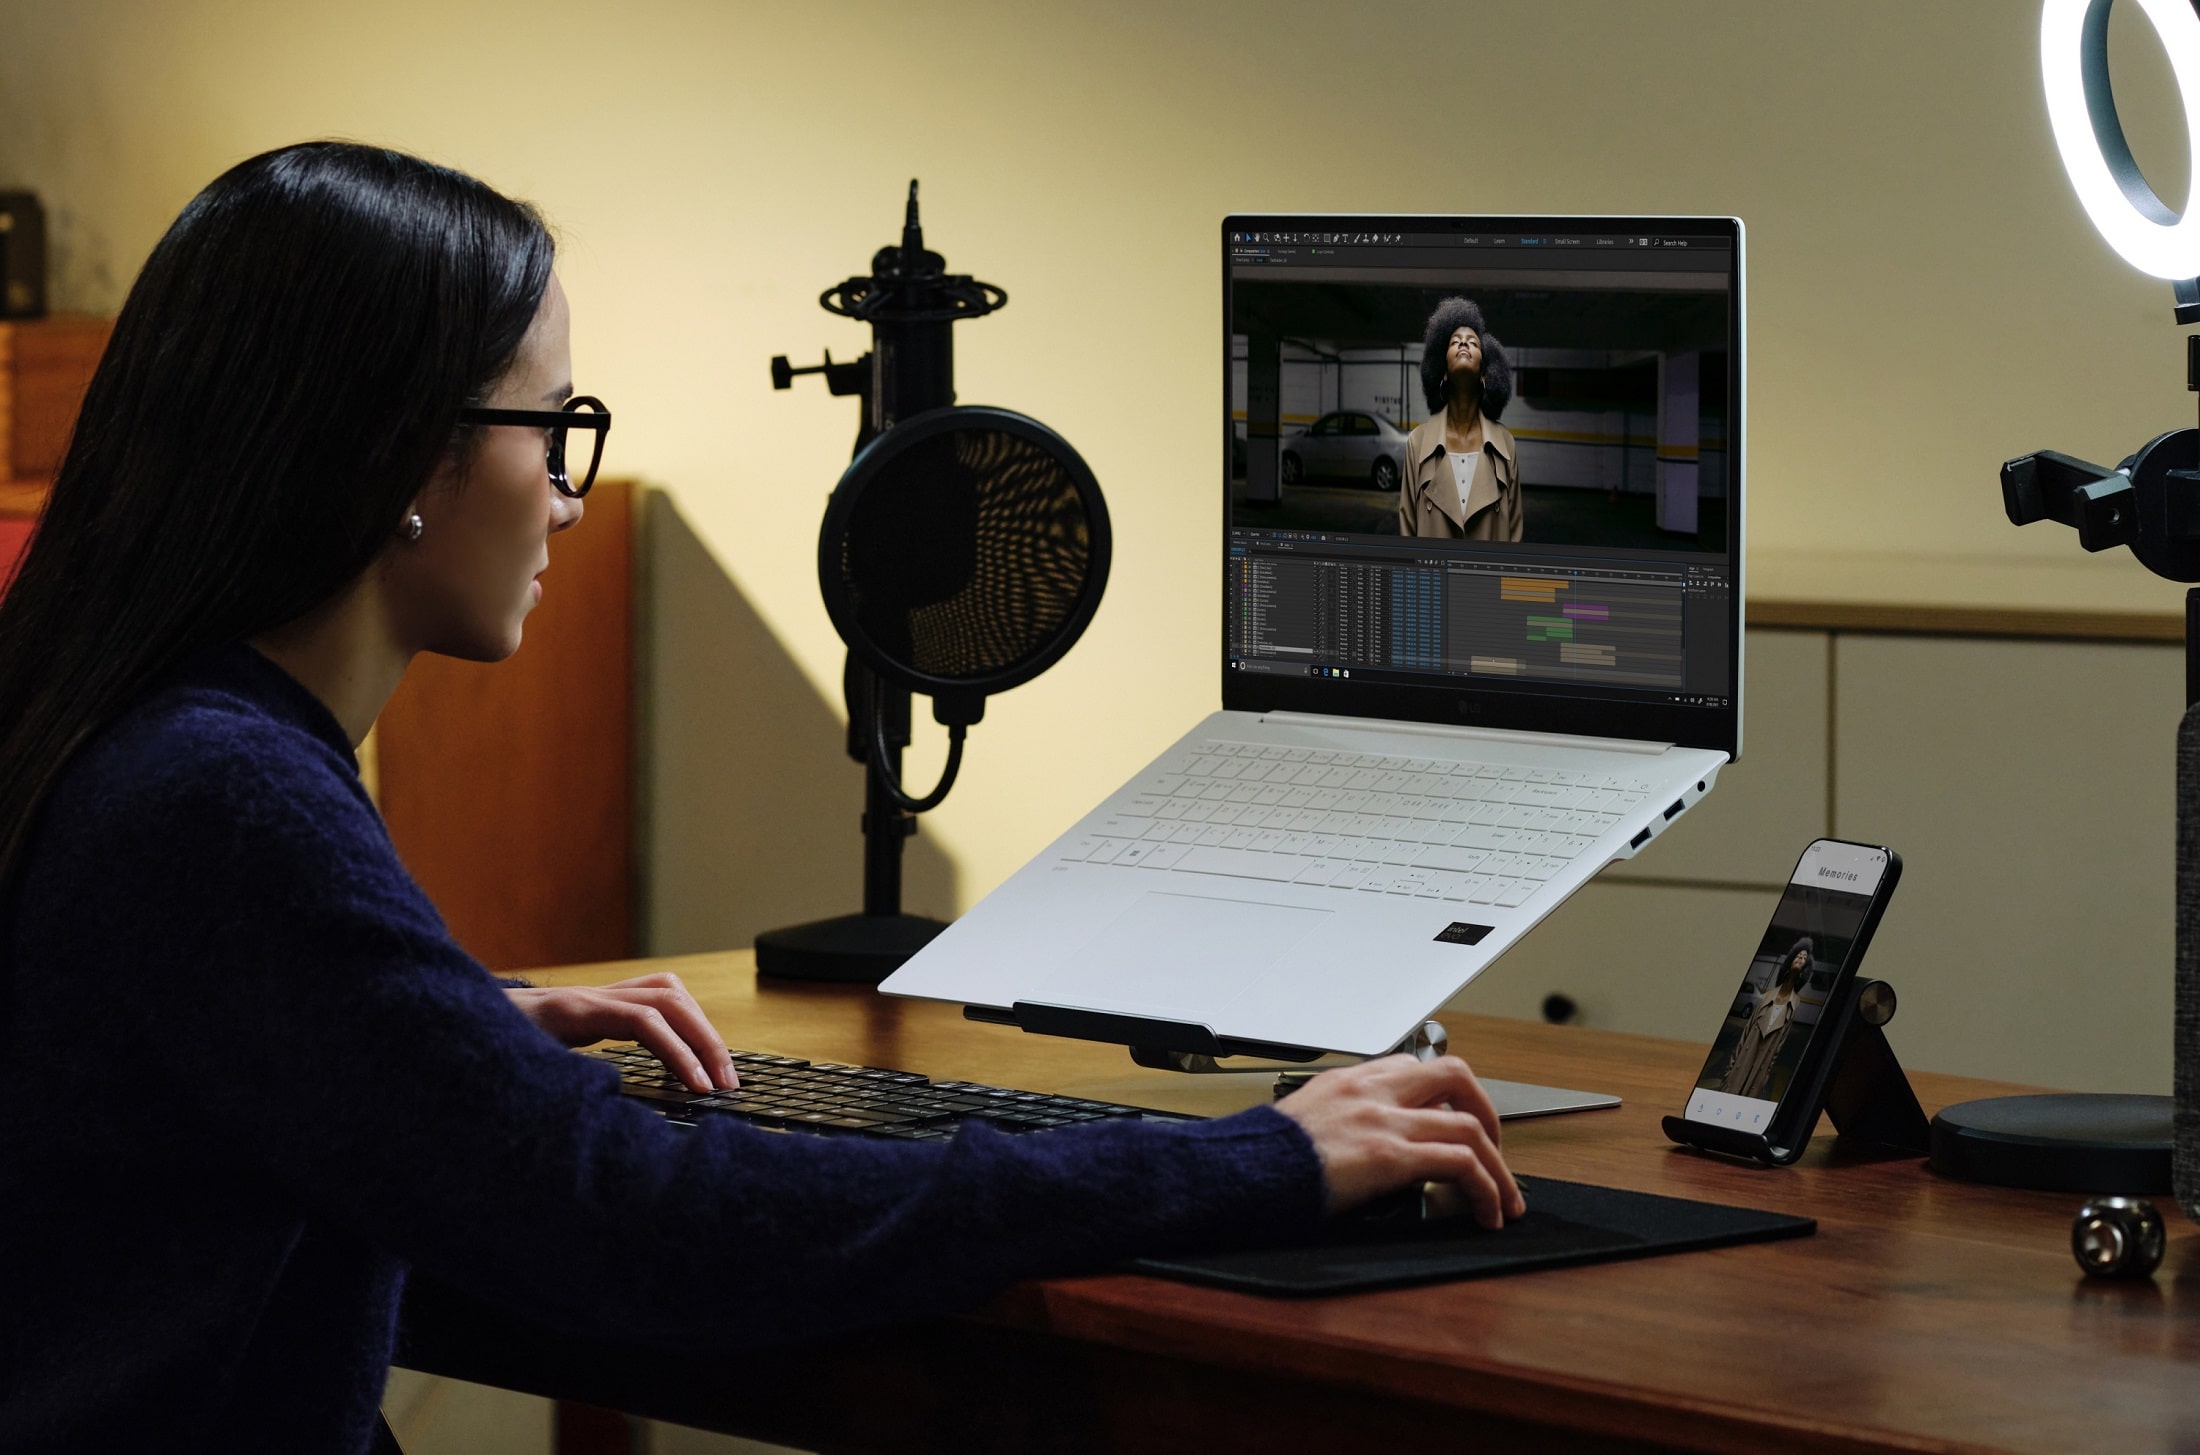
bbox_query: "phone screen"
[1682,840,1891,1133]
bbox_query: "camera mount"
[2000,336,2200,583]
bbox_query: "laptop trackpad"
[1043,890,1333,1021]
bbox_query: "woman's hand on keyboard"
[1273,1054,1526,1228]
[505,972,739,1092]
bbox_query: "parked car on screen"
[1280,411,1408,490]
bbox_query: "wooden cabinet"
[0,315,110,587]
[0,314,109,482]
[1446,624,2182,1097]
[1832,635,2177,1093]
[0,514,30,589]
[376,480,636,973]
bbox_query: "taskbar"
[1228,655,1729,711]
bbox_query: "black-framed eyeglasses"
[455,395,611,499]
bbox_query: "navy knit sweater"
[0,645,1327,1454]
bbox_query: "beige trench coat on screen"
[1400,414,1523,541]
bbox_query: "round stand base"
[1929,1093,2172,1194]
[754,912,950,985]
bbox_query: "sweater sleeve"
[42,711,1327,1349]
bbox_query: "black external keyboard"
[591,1045,1197,1141]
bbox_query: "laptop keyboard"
[1056,738,1664,908]
[591,1045,1194,1140]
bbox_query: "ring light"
[2042,0,2200,279]
[1979,0,2200,1207]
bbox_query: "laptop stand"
[968,1003,1627,1118]
[1261,1019,1620,1118]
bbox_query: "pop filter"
[822,404,1109,807]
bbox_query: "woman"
[1400,297,1521,541]
[1721,939,1816,1100]
[0,143,1522,1454]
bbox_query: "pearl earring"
[404,514,424,542]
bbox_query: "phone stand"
[1663,978,1930,1166]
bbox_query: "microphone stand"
[759,182,1004,983]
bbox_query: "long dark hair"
[0,141,554,886]
[1418,296,1512,418]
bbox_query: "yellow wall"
[3,0,2194,916]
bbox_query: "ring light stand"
[1952,0,2199,1197]
[758,185,1110,985]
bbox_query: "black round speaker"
[818,404,1110,730]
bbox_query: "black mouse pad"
[1128,1174,1815,1296]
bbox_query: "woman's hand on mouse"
[1272,1054,1526,1229]
[505,972,738,1092]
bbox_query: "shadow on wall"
[640,490,957,955]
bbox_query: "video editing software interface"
[1225,219,1737,718]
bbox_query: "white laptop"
[882,213,1745,1059]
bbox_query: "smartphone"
[1677,838,1901,1162]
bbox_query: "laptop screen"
[1222,215,1742,758]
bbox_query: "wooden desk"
[396,951,2200,1455]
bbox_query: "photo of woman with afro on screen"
[1400,297,1520,541]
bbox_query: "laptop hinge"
[1256,710,1677,757]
